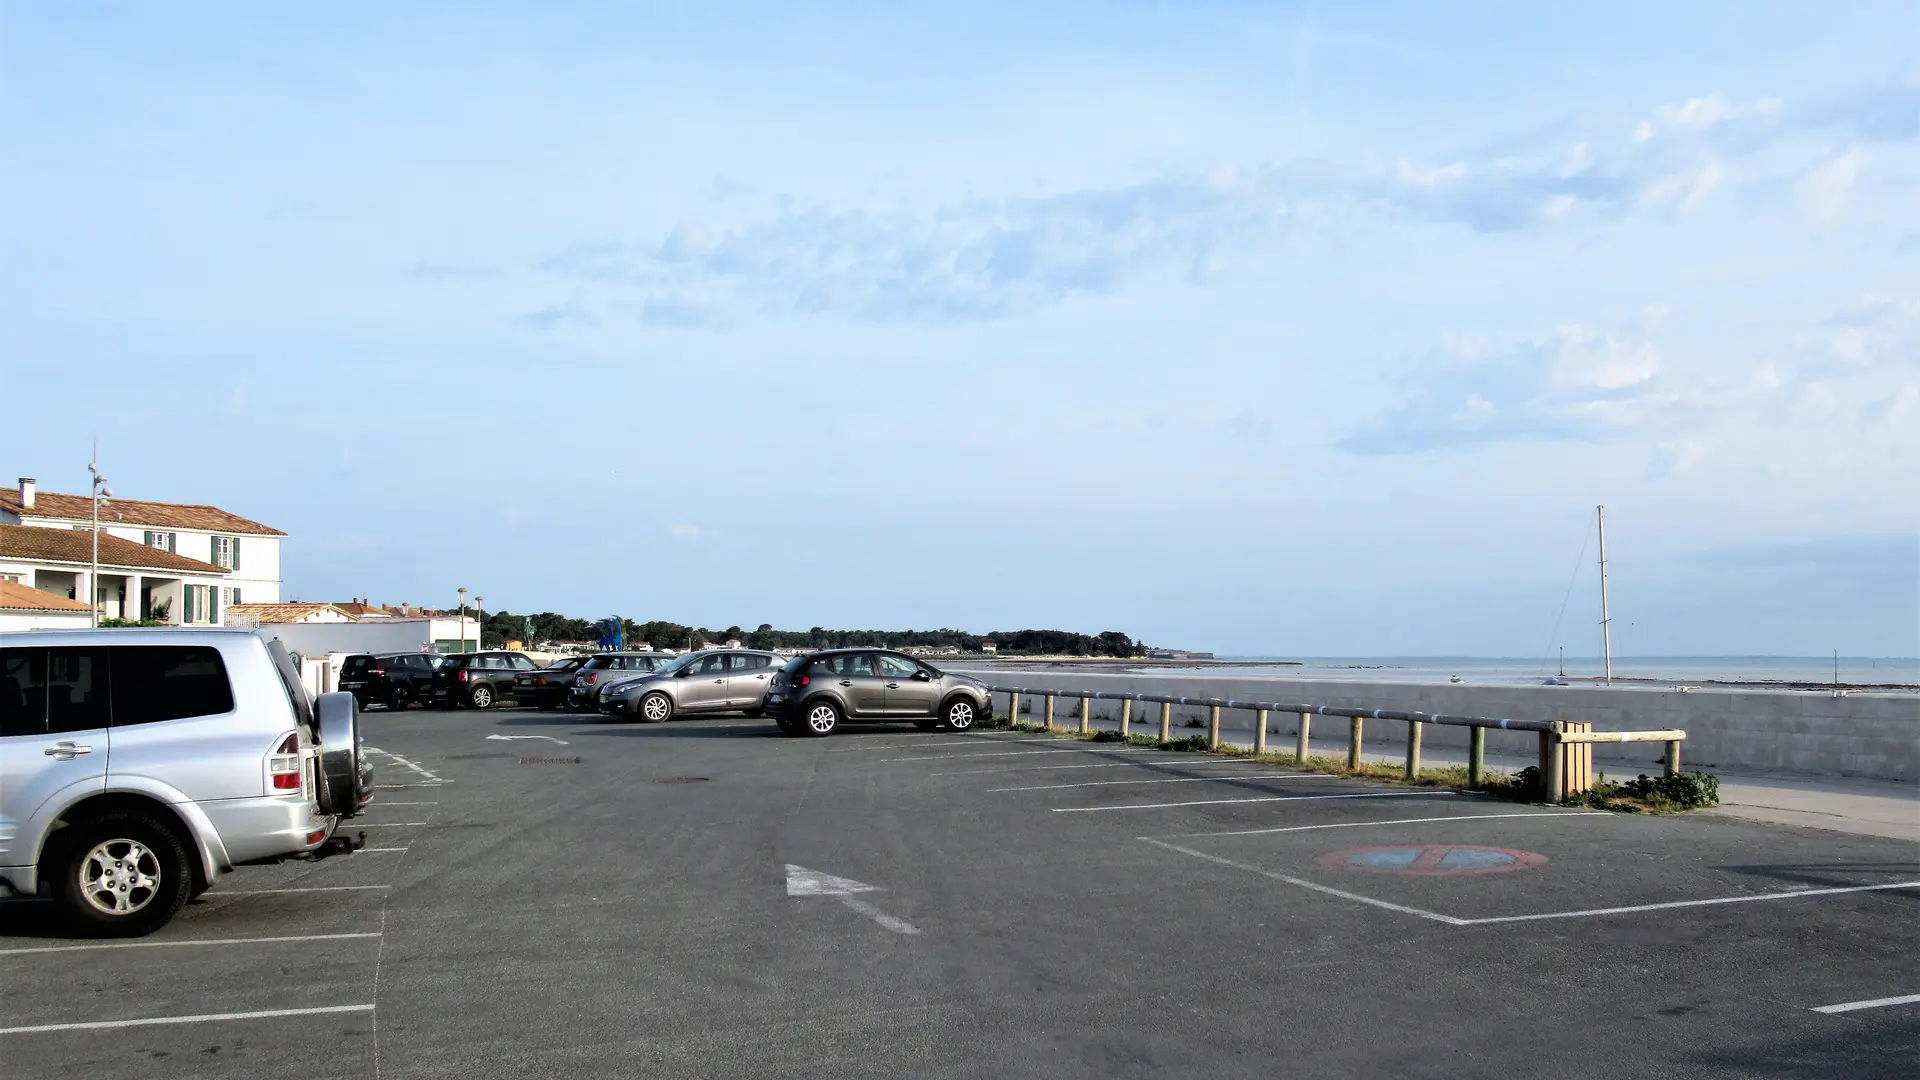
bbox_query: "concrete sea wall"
[951,668,1920,782]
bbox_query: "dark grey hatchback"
[762,649,992,736]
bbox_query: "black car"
[338,651,440,710]
[762,648,992,736]
[511,656,589,710]
[431,651,542,710]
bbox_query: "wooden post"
[1542,726,1564,803]
[1008,692,1020,727]
[1348,716,1364,770]
[1405,720,1422,780]
[1468,726,1485,789]
[1208,706,1221,749]
[1159,701,1172,742]
[1120,698,1133,737]
[1297,711,1311,764]
[1044,695,1056,731]
[1665,739,1681,777]
[1079,696,1091,735]
[1255,709,1268,755]
[1564,722,1592,795]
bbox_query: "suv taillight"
[371,666,385,676]
[268,732,302,791]
[458,669,469,683]
[796,674,810,688]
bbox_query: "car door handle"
[756,674,767,680]
[839,680,852,687]
[886,683,901,689]
[44,742,93,759]
[713,679,725,684]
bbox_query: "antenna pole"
[1597,504,1612,684]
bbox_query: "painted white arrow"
[485,734,570,745]
[784,864,920,935]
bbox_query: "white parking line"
[1139,838,1465,925]
[360,847,410,853]
[1811,993,1920,1015]
[988,774,1334,792]
[876,747,1155,763]
[826,740,984,752]
[0,1004,375,1035]
[931,759,1274,777]
[213,885,390,896]
[368,801,437,805]
[0,933,382,956]
[364,747,441,783]
[1465,881,1920,925]
[1164,811,1610,839]
[354,822,430,828]
[1055,791,1467,813]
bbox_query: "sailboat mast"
[1597,504,1612,684]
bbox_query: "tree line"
[479,611,1145,658]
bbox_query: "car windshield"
[651,653,699,675]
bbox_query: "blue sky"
[3,2,1916,658]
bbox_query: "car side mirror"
[913,670,932,681]
[675,668,691,677]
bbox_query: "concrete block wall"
[955,668,1920,782]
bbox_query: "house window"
[223,587,243,605]
[181,584,218,625]
[144,531,177,553]
[0,573,19,584]
[212,535,240,570]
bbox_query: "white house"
[0,476,285,626]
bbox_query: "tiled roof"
[0,578,92,613]
[0,524,231,575]
[0,488,284,536]
[226,602,352,624]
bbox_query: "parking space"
[4,712,1915,1079]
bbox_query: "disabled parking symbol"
[1315,845,1547,876]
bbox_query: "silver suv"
[598,649,783,721]
[763,649,992,736]
[0,629,371,936]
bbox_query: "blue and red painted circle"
[1314,844,1548,876]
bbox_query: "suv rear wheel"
[469,684,495,709]
[49,813,192,937]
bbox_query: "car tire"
[389,686,411,711]
[639,692,673,724]
[48,813,193,937]
[469,684,494,710]
[801,699,840,737]
[941,697,978,731]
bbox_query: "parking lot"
[4,708,1916,1079]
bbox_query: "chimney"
[18,478,35,509]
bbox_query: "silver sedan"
[598,649,784,722]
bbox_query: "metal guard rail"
[982,683,1688,798]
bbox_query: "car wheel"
[942,697,978,731]
[49,814,192,937]
[389,686,411,711]
[469,684,494,709]
[640,692,673,724]
[802,699,840,737]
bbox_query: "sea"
[1146,656,1920,692]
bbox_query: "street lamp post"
[88,444,112,628]
[475,596,485,650]
[457,587,469,651]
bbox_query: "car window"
[827,654,876,676]
[342,656,373,675]
[0,648,109,736]
[111,645,236,726]
[690,654,728,676]
[510,655,539,670]
[725,653,759,672]
[875,654,919,678]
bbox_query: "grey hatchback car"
[763,649,991,736]
[598,649,783,722]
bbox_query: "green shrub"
[1621,771,1720,809]
[1161,735,1211,752]
[1087,730,1129,743]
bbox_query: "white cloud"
[1801,148,1861,221]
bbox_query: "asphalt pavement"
[2,707,1916,1079]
